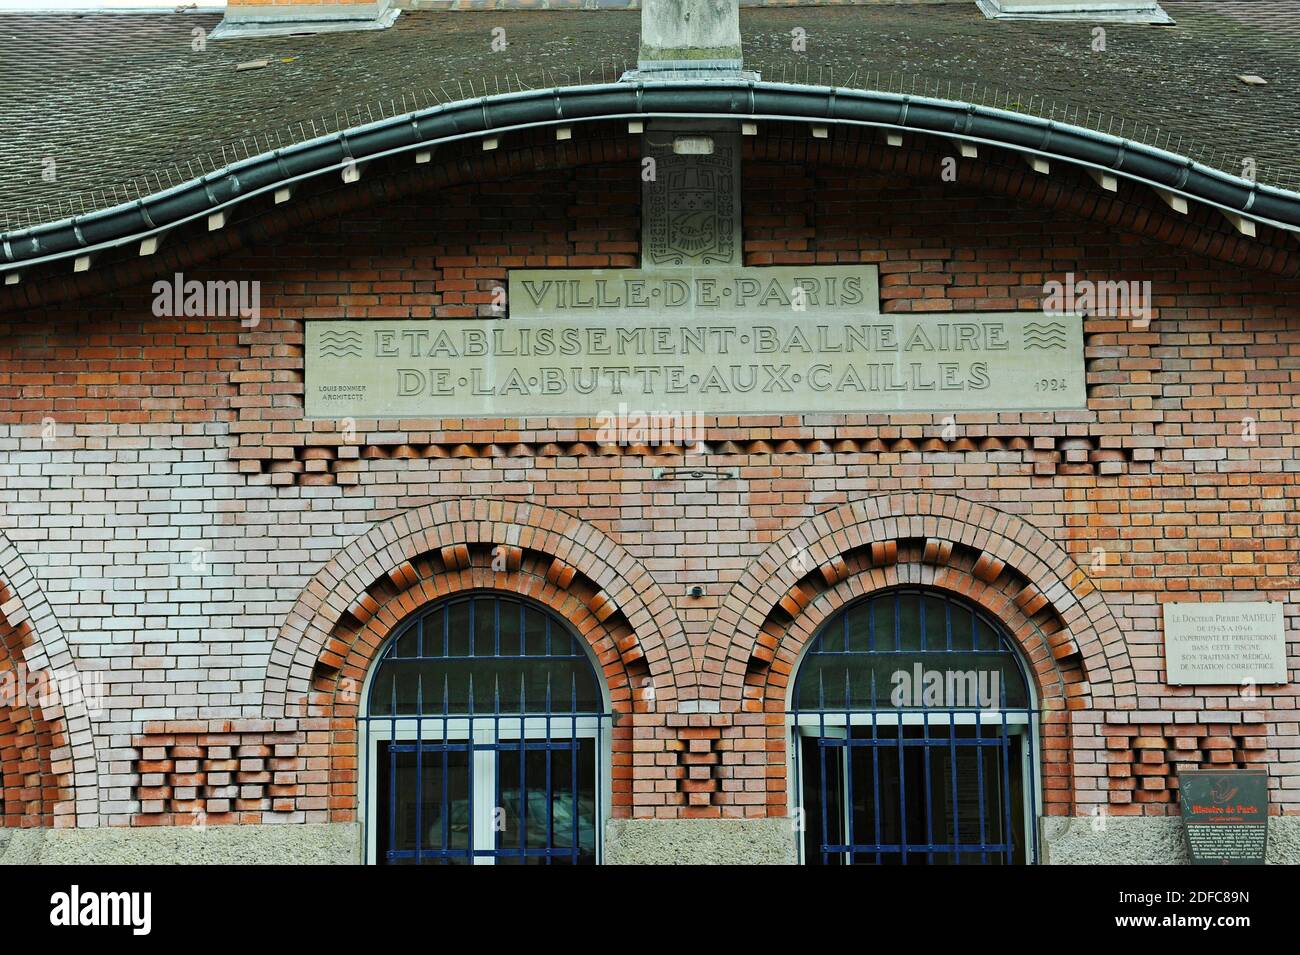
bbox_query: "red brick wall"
[0,130,1297,827]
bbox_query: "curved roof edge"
[4,78,1298,274]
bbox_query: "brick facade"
[0,123,1297,833]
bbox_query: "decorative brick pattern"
[714,493,1130,710]
[132,719,325,825]
[0,122,1297,829]
[263,499,689,719]
[1100,720,1271,813]
[255,434,1132,487]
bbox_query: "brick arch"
[765,568,1075,714]
[313,559,656,821]
[342,570,640,715]
[755,561,1084,816]
[0,534,100,827]
[707,492,1135,713]
[264,498,688,719]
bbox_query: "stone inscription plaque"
[510,266,880,321]
[1162,602,1287,685]
[304,266,1086,418]
[1179,769,1269,865]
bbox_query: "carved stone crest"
[642,127,741,268]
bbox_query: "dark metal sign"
[1179,769,1269,865]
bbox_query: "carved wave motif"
[319,329,363,358]
[1023,322,1067,349]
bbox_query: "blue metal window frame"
[359,591,611,865]
[789,587,1040,865]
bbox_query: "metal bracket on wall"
[652,467,737,481]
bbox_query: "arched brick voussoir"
[763,565,1074,710]
[327,568,642,718]
[263,499,688,716]
[0,533,101,828]
[707,493,1135,709]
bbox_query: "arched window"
[789,588,1038,865]
[361,593,610,865]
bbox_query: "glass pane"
[801,734,846,866]
[369,667,395,716]
[500,601,522,655]
[897,592,922,652]
[496,738,597,865]
[377,741,471,865]
[474,597,496,656]
[845,603,870,652]
[949,604,974,651]
[793,591,1031,711]
[447,600,471,657]
[923,595,947,651]
[871,595,896,651]
[367,595,606,716]
[803,724,1026,865]
[795,652,1027,711]
[393,663,424,716]
[430,605,448,657]
[524,606,548,656]
[394,622,419,659]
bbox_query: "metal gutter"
[4,79,1297,274]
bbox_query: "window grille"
[361,593,610,865]
[790,588,1039,865]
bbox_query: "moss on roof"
[1,1,1296,228]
